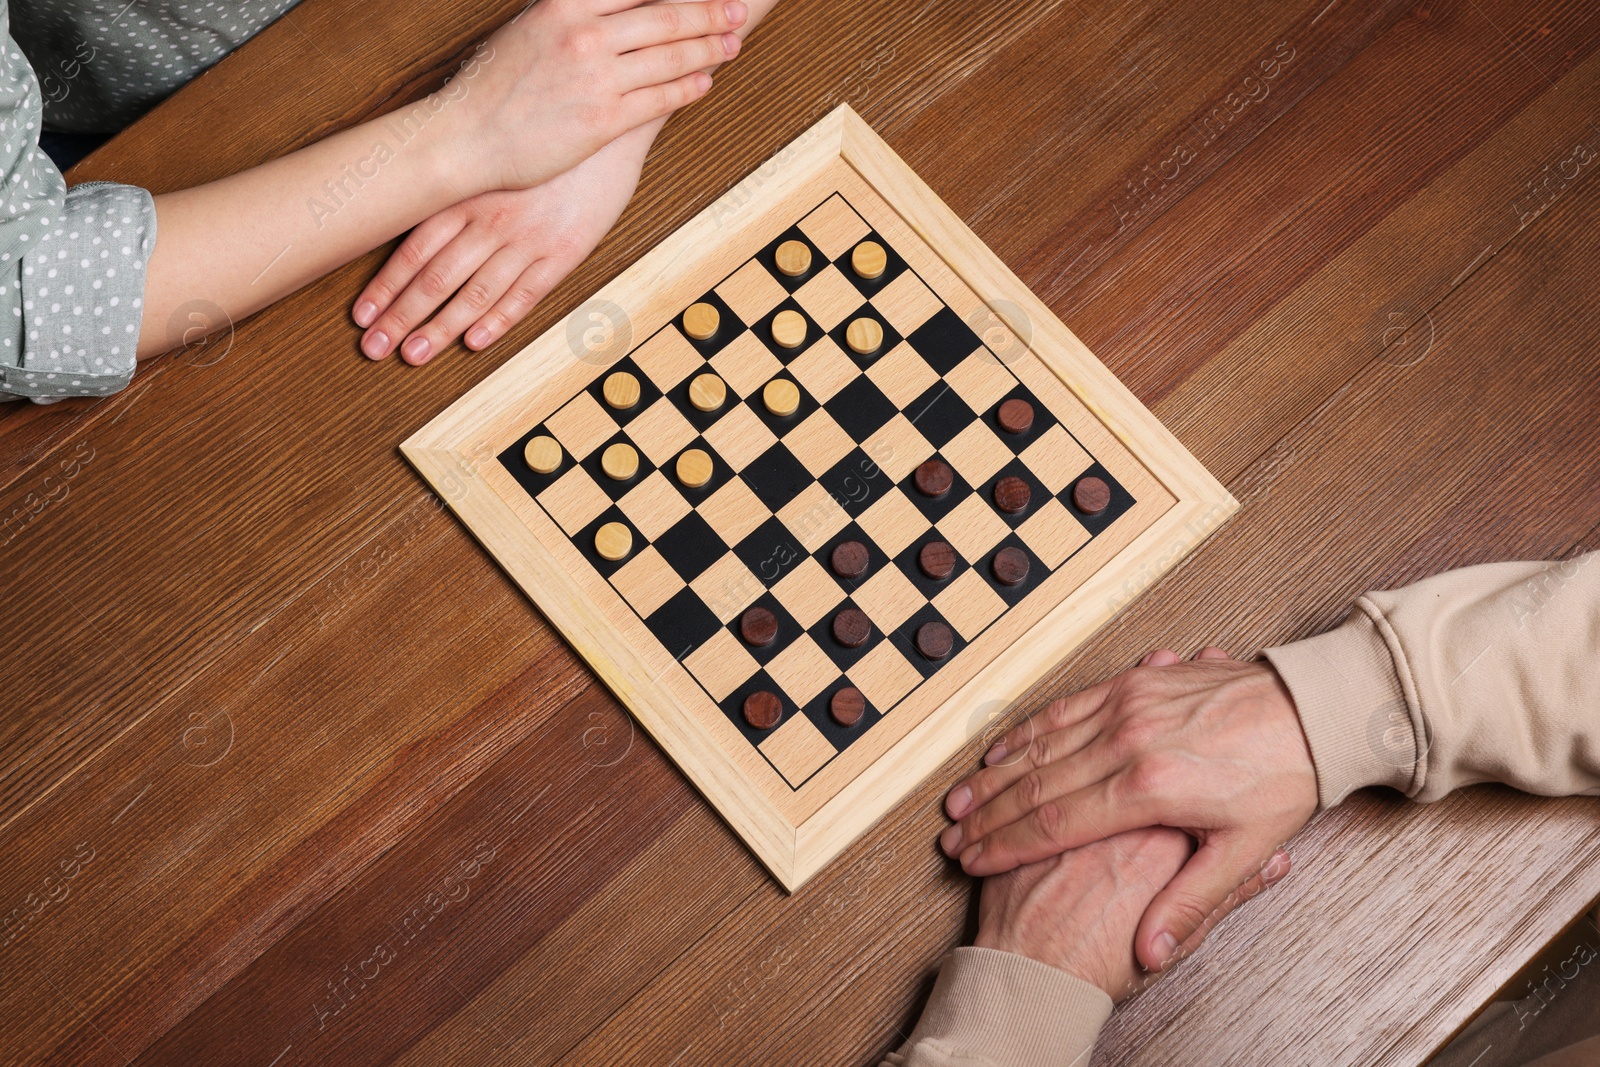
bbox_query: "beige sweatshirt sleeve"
[1265,553,1600,807]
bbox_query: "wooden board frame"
[403,104,1237,891]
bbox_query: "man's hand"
[975,829,1195,998]
[946,648,1317,972]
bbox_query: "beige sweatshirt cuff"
[1264,608,1420,808]
[887,947,1111,1067]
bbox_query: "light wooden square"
[851,565,923,634]
[770,557,847,629]
[703,402,778,473]
[777,482,852,554]
[866,341,939,409]
[798,194,871,260]
[618,470,692,541]
[945,349,1017,416]
[940,420,1014,488]
[794,265,865,331]
[696,476,770,548]
[611,545,686,618]
[716,259,789,325]
[1018,497,1091,568]
[872,270,943,336]
[936,494,1011,563]
[933,568,1008,640]
[1022,424,1093,495]
[623,396,698,468]
[544,391,618,461]
[632,327,705,392]
[689,550,764,622]
[863,413,935,484]
[710,331,783,399]
[846,640,922,711]
[788,336,859,404]
[784,408,856,477]
[760,711,838,788]
[856,487,931,559]
[764,632,839,708]
[684,627,761,701]
[537,465,612,536]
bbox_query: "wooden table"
[3,0,1598,1064]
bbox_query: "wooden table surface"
[3,0,1599,1064]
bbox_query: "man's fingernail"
[940,824,963,855]
[1153,932,1179,965]
[947,784,972,819]
[466,326,491,349]
[354,300,377,328]
[402,336,431,364]
[362,330,389,359]
[959,841,983,869]
[984,741,1007,765]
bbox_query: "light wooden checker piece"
[403,105,1235,892]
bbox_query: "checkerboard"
[499,192,1135,791]
[405,105,1233,890]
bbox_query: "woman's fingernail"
[1153,932,1179,965]
[466,326,491,349]
[725,1,747,24]
[402,336,431,364]
[940,824,963,855]
[362,330,389,359]
[353,300,378,328]
[723,32,741,57]
[984,741,1008,765]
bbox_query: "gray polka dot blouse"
[0,0,297,403]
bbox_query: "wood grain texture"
[2,0,1598,1062]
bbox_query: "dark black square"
[741,443,814,513]
[799,685,883,755]
[907,307,984,376]
[819,448,897,518]
[751,298,825,363]
[893,535,972,600]
[898,455,973,524]
[813,522,892,597]
[719,669,795,749]
[725,592,806,668]
[981,534,1047,608]
[644,587,724,661]
[889,602,969,680]
[575,506,637,580]
[666,435,734,504]
[584,355,664,427]
[734,515,809,588]
[666,366,733,435]
[1063,461,1136,537]
[986,457,1053,530]
[989,382,1057,454]
[902,383,978,449]
[498,422,577,501]
[751,371,820,438]
[756,226,826,292]
[825,303,902,368]
[677,290,746,358]
[805,596,882,672]
[579,430,658,502]
[824,375,898,441]
[653,511,729,582]
[836,226,910,298]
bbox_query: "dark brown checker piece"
[997,398,1034,434]
[832,607,872,648]
[993,546,1030,586]
[916,620,954,660]
[740,605,778,647]
[918,540,957,580]
[994,475,1031,514]
[830,686,866,727]
[743,690,782,730]
[1073,475,1112,515]
[915,458,954,497]
[830,540,870,579]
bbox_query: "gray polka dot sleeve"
[0,18,153,404]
